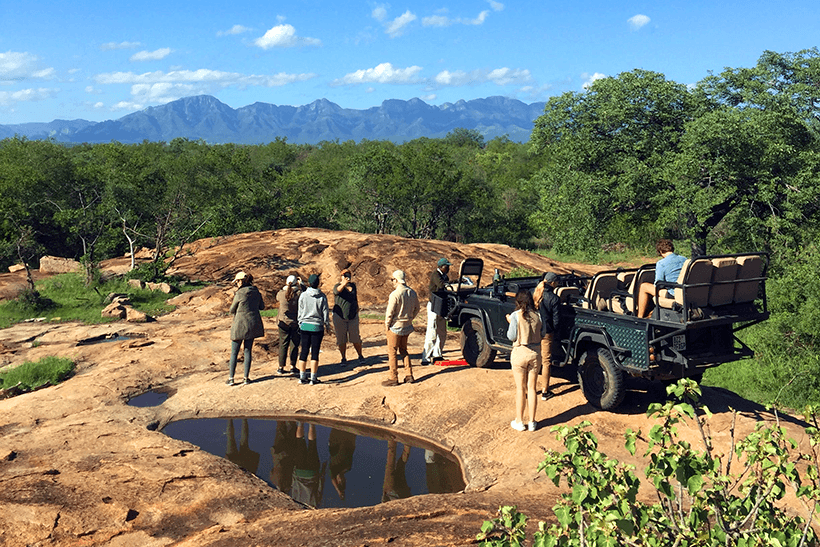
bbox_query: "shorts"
[510,344,540,372]
[332,315,361,346]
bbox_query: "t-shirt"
[333,281,359,320]
[655,253,687,297]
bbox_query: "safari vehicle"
[440,255,769,410]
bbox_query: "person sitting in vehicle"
[637,239,687,318]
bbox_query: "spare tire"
[577,347,625,410]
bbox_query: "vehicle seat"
[583,272,619,311]
[709,257,738,307]
[657,258,713,310]
[610,266,654,315]
[556,286,580,304]
[733,255,764,303]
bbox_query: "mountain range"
[0,95,547,145]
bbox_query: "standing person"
[227,271,265,386]
[277,275,302,376]
[296,274,331,385]
[637,239,687,318]
[534,272,561,401]
[383,269,420,386]
[332,269,364,364]
[421,257,451,365]
[506,289,543,432]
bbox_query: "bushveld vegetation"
[1,48,819,408]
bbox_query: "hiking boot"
[402,375,415,384]
[382,378,399,387]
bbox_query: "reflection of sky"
[161,418,464,509]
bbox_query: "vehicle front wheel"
[577,347,625,410]
[460,317,497,368]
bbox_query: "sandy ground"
[0,228,812,546]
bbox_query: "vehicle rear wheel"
[461,317,496,368]
[577,347,625,410]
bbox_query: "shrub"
[479,379,820,546]
[0,356,75,391]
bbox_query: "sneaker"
[528,421,537,432]
[277,368,286,375]
[382,378,399,387]
[541,390,554,401]
[226,378,235,386]
[510,420,526,432]
[420,361,431,366]
[289,368,300,376]
[309,377,321,386]
[243,378,252,385]
[299,376,309,385]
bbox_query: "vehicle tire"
[461,317,496,368]
[577,347,625,410]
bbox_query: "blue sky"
[1,0,818,125]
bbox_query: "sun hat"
[286,275,297,285]
[437,258,452,267]
[392,270,406,284]
[234,271,250,282]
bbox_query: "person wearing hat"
[276,275,303,375]
[383,269,421,386]
[227,271,265,386]
[421,257,452,365]
[296,273,331,385]
[534,271,561,400]
[332,268,364,365]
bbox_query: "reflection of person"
[270,420,298,494]
[297,274,331,385]
[506,289,542,432]
[383,270,421,386]
[277,275,302,376]
[292,423,326,508]
[328,428,356,501]
[382,440,412,503]
[227,271,265,386]
[534,272,561,401]
[225,419,260,474]
[332,269,364,365]
[637,239,687,318]
[421,258,451,365]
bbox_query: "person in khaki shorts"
[506,289,543,432]
[383,270,420,386]
[332,269,364,364]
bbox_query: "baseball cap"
[437,258,452,267]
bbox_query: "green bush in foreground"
[0,356,75,391]
[478,380,820,546]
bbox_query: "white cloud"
[100,41,141,51]
[130,48,173,62]
[253,24,321,49]
[489,1,504,11]
[582,72,607,89]
[423,10,490,27]
[421,93,436,102]
[385,11,417,37]
[331,62,423,86]
[434,67,532,87]
[628,14,650,30]
[93,102,104,109]
[0,52,55,81]
[217,24,251,37]
[372,5,388,22]
[0,87,59,105]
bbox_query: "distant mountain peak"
[1,95,546,144]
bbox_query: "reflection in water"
[161,417,465,510]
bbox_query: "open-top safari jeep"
[441,254,769,410]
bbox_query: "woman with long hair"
[506,289,543,431]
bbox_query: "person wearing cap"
[276,275,303,375]
[421,257,451,365]
[534,271,561,401]
[383,269,421,386]
[227,271,265,386]
[296,273,331,385]
[332,269,364,365]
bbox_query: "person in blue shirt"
[637,239,687,318]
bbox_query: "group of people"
[225,264,428,388]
